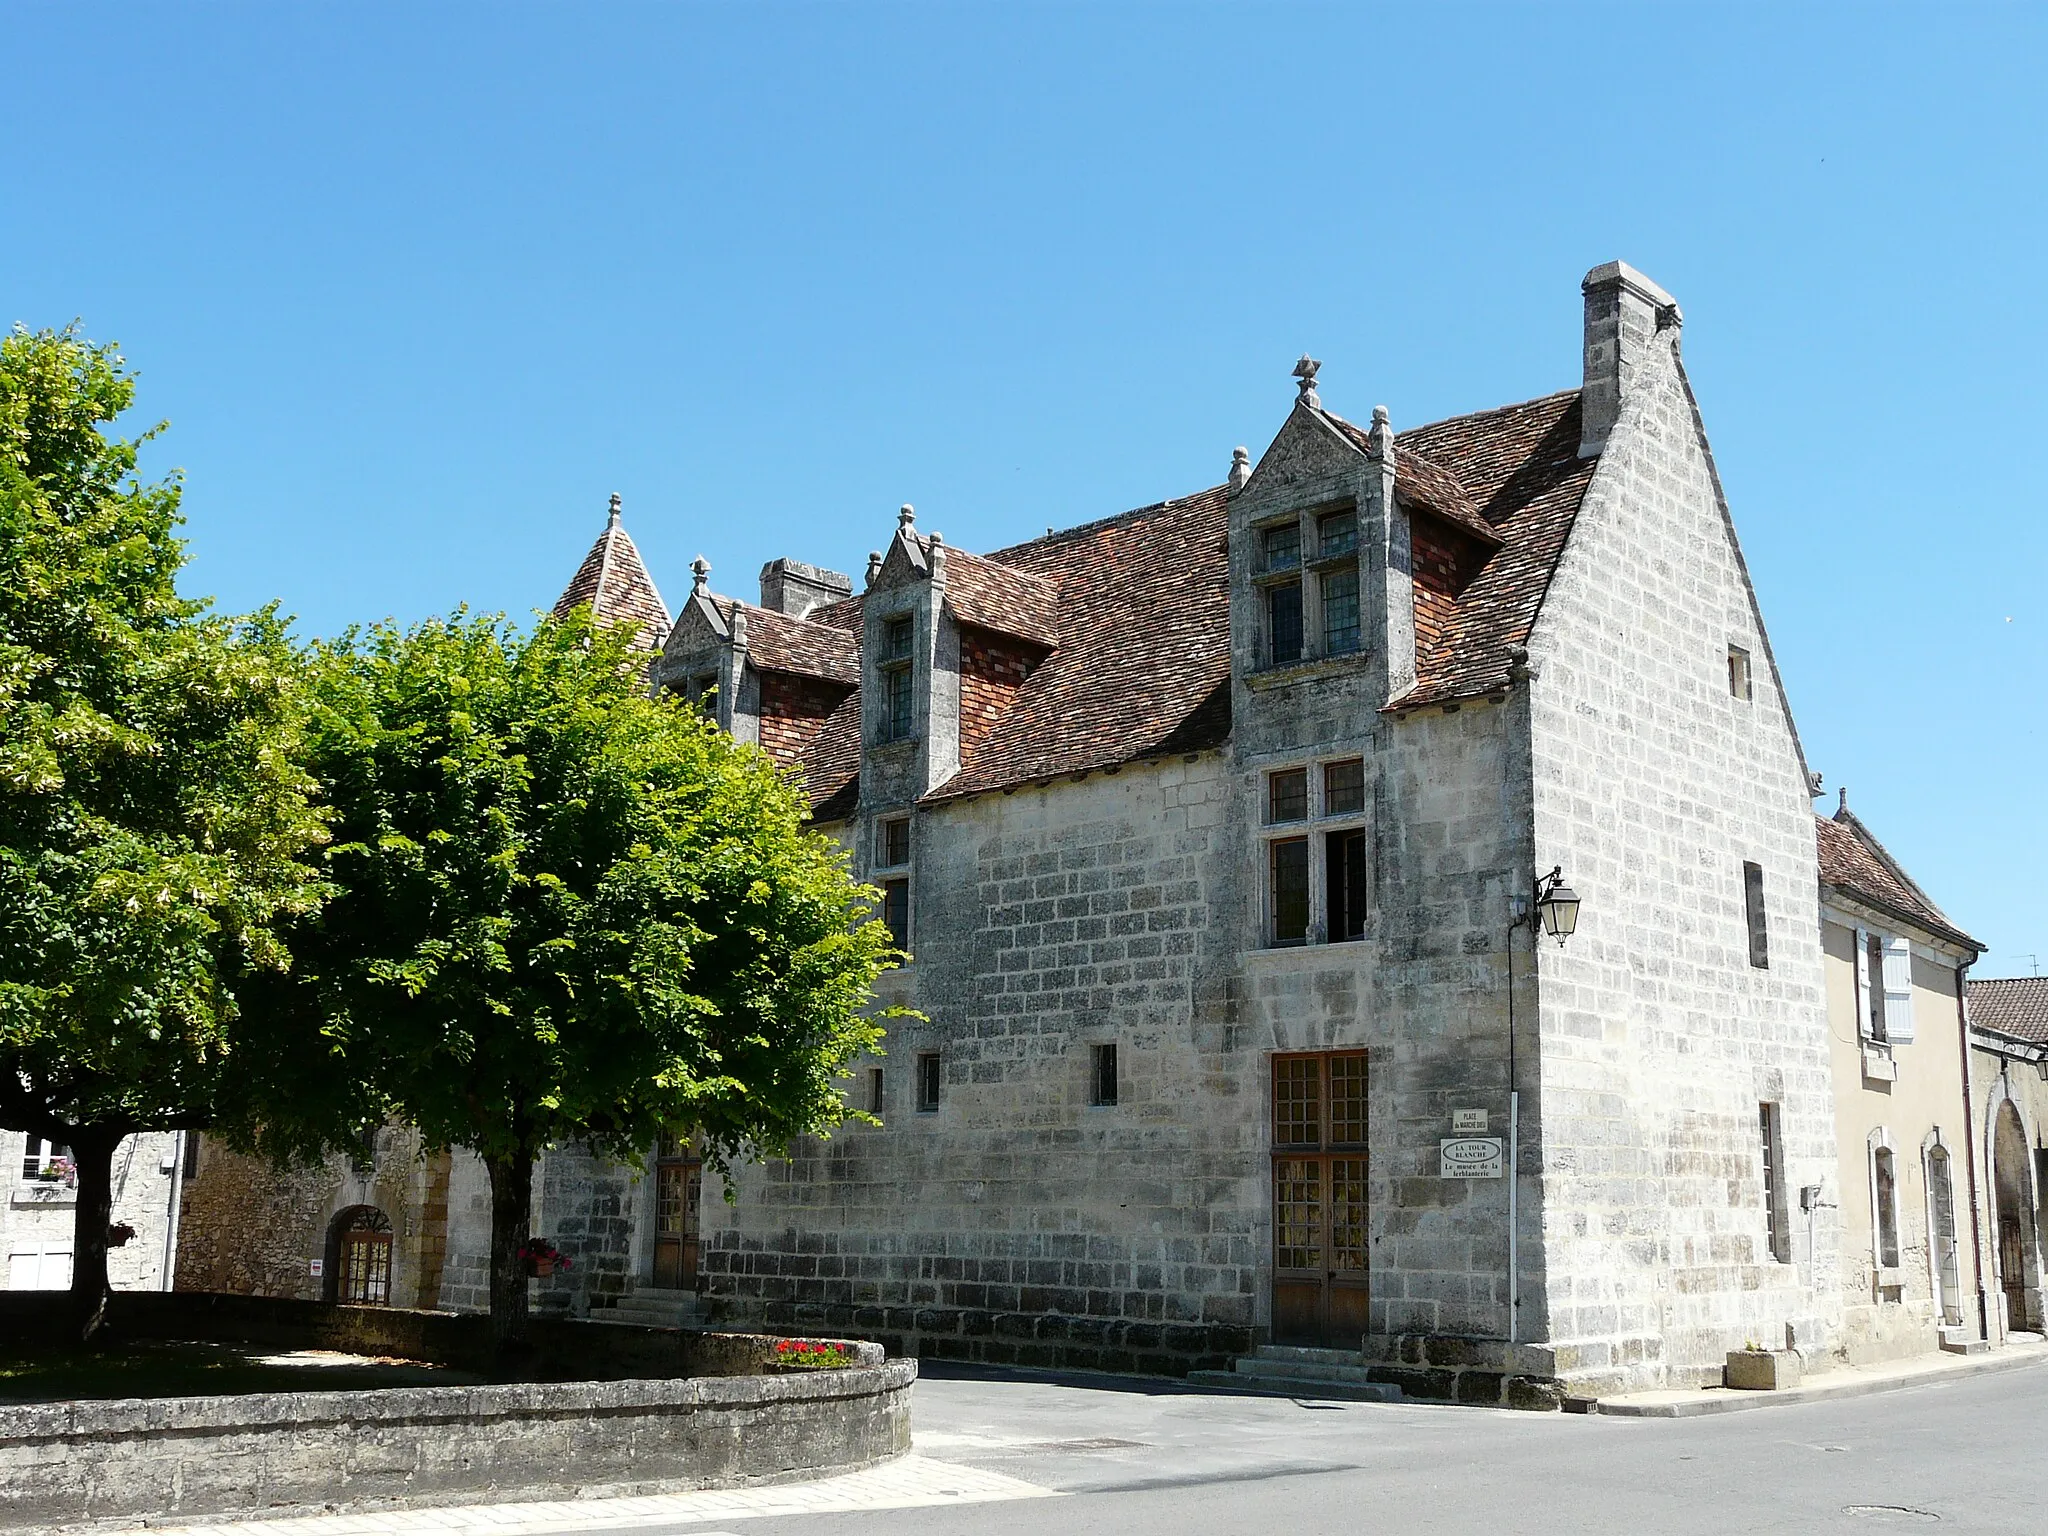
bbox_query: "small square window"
[916,1052,941,1113]
[1270,838,1310,946]
[1267,581,1303,665]
[1090,1043,1119,1107]
[881,877,910,951]
[1728,645,1752,701]
[1267,768,1308,824]
[1261,522,1301,573]
[868,1067,885,1116]
[879,817,910,869]
[883,616,914,660]
[1318,510,1357,558]
[1323,759,1365,816]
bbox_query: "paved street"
[601,1359,2048,1536]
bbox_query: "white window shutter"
[1883,936,1915,1044]
[1854,928,1873,1039]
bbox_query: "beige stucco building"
[1815,800,1987,1363]
[1965,976,2048,1342]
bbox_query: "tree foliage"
[295,609,898,1341]
[0,326,340,1340]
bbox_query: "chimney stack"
[758,557,854,619]
[1579,261,1681,458]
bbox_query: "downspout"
[161,1131,185,1292]
[1955,961,1989,1341]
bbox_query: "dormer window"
[880,616,914,743]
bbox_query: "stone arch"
[324,1204,393,1306]
[1987,1093,2041,1333]
[1866,1126,1901,1273]
[1920,1129,1963,1329]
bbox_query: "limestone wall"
[1524,326,1840,1389]
[0,1131,181,1292]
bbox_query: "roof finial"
[1229,446,1252,492]
[898,503,916,532]
[865,550,884,587]
[691,556,711,595]
[1838,785,1849,816]
[607,492,622,528]
[1293,354,1321,408]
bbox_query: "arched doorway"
[325,1205,393,1306]
[1990,1102,2040,1332]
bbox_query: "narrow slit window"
[867,1067,885,1116]
[1873,1145,1900,1269]
[1270,838,1310,946]
[916,1052,941,1113]
[1090,1043,1119,1107]
[1728,645,1752,701]
[1743,861,1769,969]
[1759,1104,1790,1263]
[881,877,910,952]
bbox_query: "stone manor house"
[153,262,2045,1402]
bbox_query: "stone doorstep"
[1593,1340,2048,1418]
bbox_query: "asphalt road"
[599,1357,2048,1536]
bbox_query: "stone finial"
[866,550,884,587]
[730,606,748,647]
[1838,785,1849,815]
[691,556,711,595]
[928,530,946,582]
[1506,644,1531,682]
[607,492,622,528]
[1229,446,1252,492]
[898,504,916,532]
[1293,355,1321,407]
[1370,404,1394,455]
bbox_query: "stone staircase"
[591,1286,713,1329]
[1187,1345,1405,1403]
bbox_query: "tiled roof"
[940,546,1061,647]
[555,508,671,652]
[1815,810,1982,952]
[1375,391,1598,710]
[725,600,861,685]
[1968,976,2048,1045]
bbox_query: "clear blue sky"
[4,4,2042,974]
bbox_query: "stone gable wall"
[1523,328,1840,1389]
[1,1130,180,1292]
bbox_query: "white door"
[6,1245,72,1289]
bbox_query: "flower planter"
[1724,1348,1802,1391]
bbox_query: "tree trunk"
[68,1130,120,1350]
[484,1149,535,1356]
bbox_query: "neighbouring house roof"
[622,386,1607,817]
[554,502,672,653]
[1968,976,2048,1046]
[1815,809,1982,953]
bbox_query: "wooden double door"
[1271,1050,1370,1348]
[653,1133,703,1289]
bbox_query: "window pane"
[917,1052,940,1112]
[883,616,913,660]
[1318,510,1358,558]
[1267,768,1308,824]
[1322,566,1360,655]
[884,666,913,741]
[1268,580,1303,664]
[1271,838,1309,945]
[1327,829,1368,941]
[1092,1043,1119,1107]
[1273,1056,1321,1147]
[1323,759,1365,816]
[882,878,910,950]
[1274,1158,1322,1271]
[1330,1157,1369,1272]
[1327,1054,1368,1146]
[1261,522,1301,572]
[880,818,910,868]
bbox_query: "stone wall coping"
[0,1355,915,1445]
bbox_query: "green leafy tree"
[296,609,898,1344]
[0,326,340,1342]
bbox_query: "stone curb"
[1592,1347,2048,1418]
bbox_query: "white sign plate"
[308,1258,323,1277]
[1440,1137,1504,1179]
[1451,1108,1489,1134]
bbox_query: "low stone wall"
[0,1294,915,1530]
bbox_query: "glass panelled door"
[653,1133,702,1289]
[1271,1051,1370,1348]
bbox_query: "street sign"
[1440,1137,1504,1179]
[1451,1108,1489,1134]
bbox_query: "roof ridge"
[1834,807,1961,930]
[1391,386,1583,439]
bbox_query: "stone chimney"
[1579,261,1681,458]
[759,557,854,619]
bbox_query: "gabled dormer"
[859,505,959,806]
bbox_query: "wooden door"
[653,1133,702,1289]
[1271,1051,1370,1348]
[339,1228,391,1304]
[1999,1216,2026,1328]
